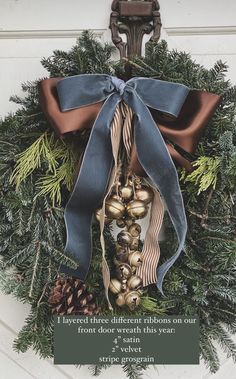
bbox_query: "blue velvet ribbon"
[56,74,190,295]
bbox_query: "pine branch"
[210,324,236,361]
[41,241,79,269]
[13,304,53,358]
[200,335,220,373]
[88,365,110,376]
[2,245,33,268]
[122,364,147,379]
[29,241,41,298]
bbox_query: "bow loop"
[56,74,115,111]
[126,77,190,116]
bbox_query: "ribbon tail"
[99,104,123,311]
[126,92,187,295]
[60,93,121,280]
[136,188,164,286]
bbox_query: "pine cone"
[48,276,100,316]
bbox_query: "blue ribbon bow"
[56,74,189,295]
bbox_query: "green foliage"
[219,130,236,190]
[10,131,80,205]
[13,304,54,358]
[140,296,170,315]
[89,365,110,377]
[122,364,148,379]
[0,31,236,378]
[10,131,57,187]
[35,137,79,205]
[41,30,115,77]
[181,156,221,195]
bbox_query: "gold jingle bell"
[109,278,122,294]
[125,218,134,227]
[128,251,143,267]
[125,291,141,310]
[116,263,132,280]
[105,197,125,220]
[117,231,133,246]
[116,219,126,228]
[126,200,148,219]
[95,209,112,224]
[130,238,139,250]
[135,186,154,204]
[118,185,133,201]
[127,275,143,290]
[116,244,129,262]
[128,223,142,237]
[116,293,126,307]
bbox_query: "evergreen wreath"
[0,31,236,378]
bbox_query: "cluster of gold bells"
[96,175,154,310]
